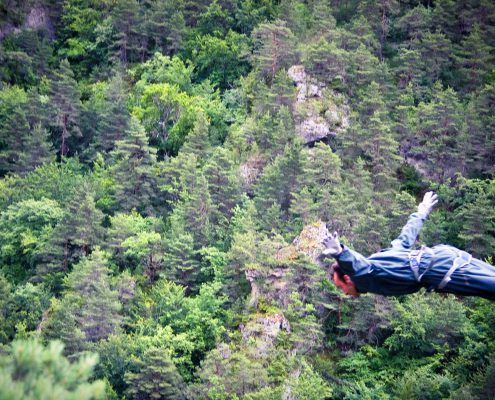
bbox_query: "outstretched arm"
[391,191,438,249]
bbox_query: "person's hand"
[321,231,342,258]
[418,191,438,218]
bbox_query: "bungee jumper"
[320,192,495,301]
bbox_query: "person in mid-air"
[320,192,495,301]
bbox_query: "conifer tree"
[0,85,30,175]
[0,339,105,399]
[455,24,493,93]
[410,81,468,182]
[293,142,343,223]
[254,143,303,231]
[251,20,297,84]
[88,71,131,160]
[224,200,259,300]
[65,248,122,343]
[108,116,158,215]
[40,297,87,357]
[124,347,185,400]
[433,0,461,42]
[110,0,146,64]
[35,185,104,290]
[457,188,495,258]
[162,213,201,291]
[307,0,337,38]
[204,147,241,241]
[15,124,55,175]
[48,59,83,158]
[180,111,212,161]
[356,0,399,60]
[146,0,185,55]
[466,84,495,176]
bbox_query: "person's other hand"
[321,231,342,257]
[418,191,438,218]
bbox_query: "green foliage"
[0,339,105,400]
[0,198,63,283]
[1,1,495,399]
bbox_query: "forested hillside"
[0,0,494,399]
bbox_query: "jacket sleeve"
[390,212,426,249]
[334,245,372,275]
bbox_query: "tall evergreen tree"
[204,147,242,242]
[110,0,146,65]
[108,116,158,215]
[35,185,104,291]
[48,59,82,158]
[64,248,122,343]
[124,347,185,400]
[0,85,30,175]
[146,0,185,55]
[455,24,493,93]
[409,81,468,182]
[466,84,495,176]
[15,124,55,175]
[88,70,131,160]
[254,143,303,231]
[251,20,297,84]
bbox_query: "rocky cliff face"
[288,65,350,144]
[245,221,329,308]
[0,6,54,40]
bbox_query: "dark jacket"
[334,213,495,300]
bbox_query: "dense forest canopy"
[0,0,494,399]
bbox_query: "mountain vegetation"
[0,0,494,398]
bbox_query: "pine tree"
[124,347,185,400]
[466,84,495,176]
[0,339,105,399]
[35,185,104,291]
[395,4,432,42]
[48,59,83,158]
[89,71,131,160]
[162,218,201,292]
[455,24,494,93]
[356,0,399,60]
[224,200,258,301]
[419,32,452,87]
[251,20,297,84]
[110,0,146,64]
[15,124,55,175]
[410,81,468,182]
[180,111,212,160]
[204,147,241,241]
[108,116,158,215]
[0,85,30,175]
[301,38,348,85]
[40,297,87,357]
[342,82,400,194]
[65,248,122,343]
[307,0,337,38]
[254,143,303,231]
[146,0,185,55]
[293,142,343,223]
[457,185,495,258]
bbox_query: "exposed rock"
[245,266,291,308]
[0,6,54,41]
[239,154,267,195]
[245,221,328,308]
[240,313,291,358]
[288,65,323,102]
[296,118,332,143]
[288,65,350,144]
[291,221,328,265]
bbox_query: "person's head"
[330,262,360,297]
